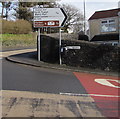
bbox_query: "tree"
[1,1,12,20]
[58,3,84,33]
[15,1,58,22]
[14,2,33,21]
[15,2,33,21]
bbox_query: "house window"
[101,19,116,32]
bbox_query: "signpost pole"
[59,28,62,65]
[118,12,120,45]
[38,28,41,61]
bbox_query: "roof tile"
[88,8,120,20]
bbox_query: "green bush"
[2,19,32,34]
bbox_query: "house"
[88,8,120,43]
[119,1,120,8]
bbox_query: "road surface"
[1,49,119,118]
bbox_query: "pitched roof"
[88,8,120,20]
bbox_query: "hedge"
[2,19,32,34]
[39,35,119,72]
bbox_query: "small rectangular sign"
[66,46,81,50]
[34,21,59,27]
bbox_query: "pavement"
[4,48,119,77]
[1,90,105,118]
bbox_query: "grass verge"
[0,33,37,48]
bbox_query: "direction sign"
[33,8,67,28]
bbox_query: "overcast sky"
[0,0,119,20]
[58,0,120,20]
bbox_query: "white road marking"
[60,92,120,98]
[95,79,120,88]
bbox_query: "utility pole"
[118,12,120,45]
[84,0,86,34]
[118,1,120,45]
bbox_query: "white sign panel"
[66,46,81,50]
[33,8,67,27]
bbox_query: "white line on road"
[60,92,120,98]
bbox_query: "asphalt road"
[2,58,87,94]
[1,50,119,118]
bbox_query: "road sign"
[65,46,81,50]
[33,8,67,28]
[61,46,81,52]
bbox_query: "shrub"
[2,19,32,34]
[78,34,89,41]
[91,33,119,41]
[40,35,119,72]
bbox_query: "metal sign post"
[59,28,62,65]
[38,28,41,61]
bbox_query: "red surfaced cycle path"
[74,72,120,118]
